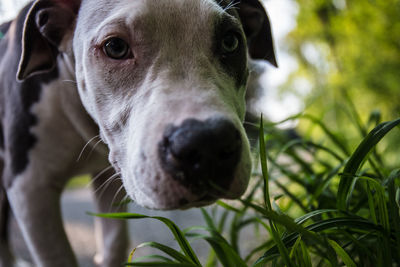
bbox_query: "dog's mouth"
[177,193,218,210]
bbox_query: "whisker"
[94,172,121,197]
[223,0,239,12]
[94,172,120,194]
[97,177,123,205]
[217,0,225,8]
[77,135,100,162]
[109,184,126,212]
[62,79,77,84]
[119,195,132,206]
[87,165,114,188]
[86,139,104,159]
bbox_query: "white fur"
[73,0,252,209]
[2,1,256,266]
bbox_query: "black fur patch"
[9,69,59,175]
[0,187,9,244]
[9,77,40,175]
[0,3,59,176]
[0,122,3,150]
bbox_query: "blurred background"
[1,0,399,266]
[3,0,398,135]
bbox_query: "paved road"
[10,187,210,267]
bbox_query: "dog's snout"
[158,118,242,192]
[167,119,241,164]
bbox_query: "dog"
[0,0,276,266]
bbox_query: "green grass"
[94,112,400,266]
[66,175,91,189]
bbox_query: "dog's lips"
[179,190,225,209]
[178,196,217,210]
[167,171,246,209]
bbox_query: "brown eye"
[221,32,239,54]
[103,37,131,59]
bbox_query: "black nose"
[158,118,242,192]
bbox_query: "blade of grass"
[289,236,302,260]
[340,231,374,264]
[259,116,271,210]
[387,169,400,264]
[267,156,307,187]
[200,236,247,267]
[216,200,241,213]
[186,223,248,267]
[328,239,356,267]
[200,208,217,230]
[241,199,322,243]
[252,253,281,267]
[89,212,201,265]
[311,162,346,205]
[293,209,339,225]
[364,180,378,224]
[259,116,294,267]
[229,213,241,253]
[136,242,192,263]
[130,254,174,262]
[291,237,311,267]
[259,216,385,260]
[187,232,247,267]
[128,248,137,263]
[125,262,197,266]
[337,118,400,210]
[301,114,350,156]
[205,249,217,267]
[299,239,312,267]
[217,210,230,232]
[358,177,390,231]
[273,179,308,213]
[245,240,273,262]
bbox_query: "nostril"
[216,127,242,161]
[158,118,242,190]
[169,141,200,162]
[184,150,202,165]
[218,144,240,160]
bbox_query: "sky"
[0,0,301,124]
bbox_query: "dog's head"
[17,0,276,209]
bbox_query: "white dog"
[0,0,276,266]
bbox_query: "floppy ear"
[17,0,80,81]
[236,0,278,67]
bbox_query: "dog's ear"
[17,0,81,81]
[236,0,277,67]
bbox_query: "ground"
[10,187,209,267]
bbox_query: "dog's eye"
[103,38,131,59]
[221,33,240,54]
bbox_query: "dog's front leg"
[0,189,13,267]
[92,168,128,267]
[7,176,78,267]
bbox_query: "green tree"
[283,0,400,163]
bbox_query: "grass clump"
[94,112,400,266]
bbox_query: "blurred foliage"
[283,0,400,162]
